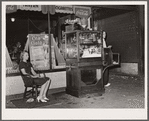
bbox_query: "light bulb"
[11,18,15,22]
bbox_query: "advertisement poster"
[29,34,50,70]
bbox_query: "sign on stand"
[73,6,91,29]
[29,34,50,70]
[73,6,91,19]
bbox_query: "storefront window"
[6,11,66,75]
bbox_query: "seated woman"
[19,50,51,102]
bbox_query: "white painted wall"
[6,71,66,96]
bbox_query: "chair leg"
[35,86,38,100]
[23,87,27,99]
[32,87,34,97]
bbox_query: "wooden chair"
[21,76,41,99]
[22,70,47,99]
[23,84,40,99]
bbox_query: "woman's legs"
[35,77,51,102]
[38,82,47,99]
[42,79,51,98]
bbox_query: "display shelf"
[80,42,98,45]
[65,30,102,59]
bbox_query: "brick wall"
[97,11,139,63]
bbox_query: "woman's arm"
[103,39,107,48]
[21,68,37,78]
[20,68,31,76]
[31,67,37,75]
[31,67,40,78]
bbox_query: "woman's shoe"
[37,97,47,103]
[43,97,49,101]
[40,99,47,102]
[37,96,41,102]
[105,83,111,87]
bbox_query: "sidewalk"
[6,73,145,108]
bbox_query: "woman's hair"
[102,30,107,39]
[20,50,28,61]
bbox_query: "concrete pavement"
[6,73,145,108]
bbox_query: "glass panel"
[66,33,77,58]
[79,32,102,58]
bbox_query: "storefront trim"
[6,68,66,77]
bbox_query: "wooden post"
[58,16,61,48]
[91,7,94,29]
[136,6,144,75]
[48,10,52,70]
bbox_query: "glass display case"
[64,30,105,97]
[65,30,102,59]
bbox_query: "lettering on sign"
[74,6,91,18]
[21,5,39,8]
[65,18,80,24]
[6,5,17,13]
[31,40,43,46]
[76,10,89,16]
[6,5,15,10]
[56,6,73,11]
[18,5,41,11]
[55,5,73,14]
[30,36,43,46]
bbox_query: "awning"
[6,5,74,14]
[41,5,55,14]
[6,5,91,17]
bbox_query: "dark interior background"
[97,11,139,63]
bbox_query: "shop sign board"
[29,34,50,70]
[17,5,41,11]
[41,5,73,14]
[73,6,91,18]
[55,5,73,14]
[6,5,17,13]
[64,18,80,24]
